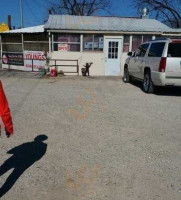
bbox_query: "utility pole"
[20,0,24,28]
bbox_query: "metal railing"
[51,59,79,75]
[0,58,79,75]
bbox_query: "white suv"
[123,38,181,93]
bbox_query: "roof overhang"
[44,15,181,34]
[46,29,164,35]
[162,33,181,36]
[1,25,44,34]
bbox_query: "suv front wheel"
[143,71,154,93]
[123,66,131,83]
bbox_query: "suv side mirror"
[127,52,133,56]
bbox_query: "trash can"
[51,68,57,77]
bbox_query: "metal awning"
[1,25,44,34]
[44,15,181,34]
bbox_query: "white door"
[105,38,122,76]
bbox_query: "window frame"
[83,34,104,52]
[108,41,119,59]
[135,43,150,57]
[52,33,81,52]
[148,42,166,57]
[167,42,181,57]
[131,35,154,52]
[123,35,130,52]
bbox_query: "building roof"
[44,15,181,33]
[1,25,44,34]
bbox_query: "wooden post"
[32,59,33,72]
[22,33,24,69]
[129,35,133,52]
[55,60,57,71]
[77,60,79,76]
[80,34,83,52]
[49,32,51,53]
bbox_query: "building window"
[24,33,48,41]
[83,35,103,51]
[53,34,80,52]
[123,35,130,52]
[132,35,142,52]
[108,41,118,59]
[23,33,49,51]
[2,34,22,43]
[2,44,22,52]
[24,43,49,51]
[142,35,152,43]
[132,35,154,51]
[2,34,22,52]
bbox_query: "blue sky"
[0,0,137,28]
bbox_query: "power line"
[31,0,52,10]
[23,0,42,25]
[19,0,55,27]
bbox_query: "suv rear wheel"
[123,66,131,83]
[143,71,154,93]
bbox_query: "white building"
[1,15,181,76]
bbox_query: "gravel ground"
[0,71,181,200]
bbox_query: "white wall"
[2,51,105,75]
[121,52,129,76]
[50,51,105,76]
[2,51,127,76]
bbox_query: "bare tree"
[48,0,112,16]
[133,0,181,28]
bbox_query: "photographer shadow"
[0,135,48,198]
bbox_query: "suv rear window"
[167,43,181,57]
[148,42,165,57]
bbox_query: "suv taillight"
[159,57,167,72]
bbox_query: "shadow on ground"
[130,80,181,96]
[0,135,48,198]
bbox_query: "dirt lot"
[0,71,181,200]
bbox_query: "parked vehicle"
[123,38,181,93]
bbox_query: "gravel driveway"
[0,71,181,200]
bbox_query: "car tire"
[123,66,131,83]
[143,71,154,93]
